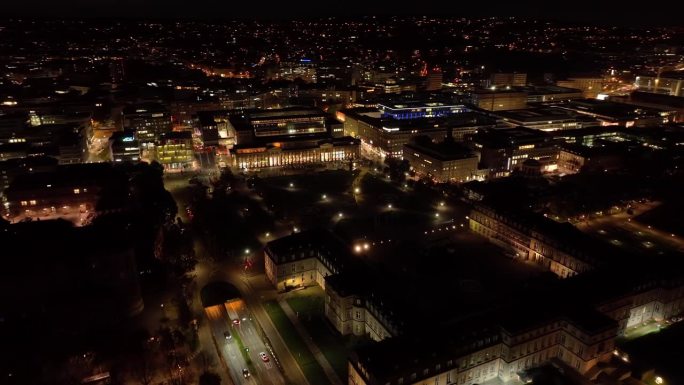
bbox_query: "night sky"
[3,0,682,25]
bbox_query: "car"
[259,352,269,362]
[223,331,231,340]
[242,368,250,378]
[232,318,241,325]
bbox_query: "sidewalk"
[278,298,344,385]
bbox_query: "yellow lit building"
[154,131,195,171]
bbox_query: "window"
[73,188,80,194]
[20,201,28,206]
[29,200,37,206]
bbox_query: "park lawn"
[286,295,349,380]
[263,300,330,385]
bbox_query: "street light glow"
[354,245,362,253]
[338,212,343,218]
[244,248,250,254]
[354,187,360,194]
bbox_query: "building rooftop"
[122,102,169,115]
[471,126,553,147]
[159,131,192,141]
[494,106,596,123]
[404,136,477,161]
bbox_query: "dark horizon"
[4,0,683,26]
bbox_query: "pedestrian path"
[278,298,344,385]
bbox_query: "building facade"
[471,90,528,111]
[122,103,173,145]
[468,204,598,278]
[154,131,195,171]
[403,136,481,183]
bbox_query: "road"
[575,201,684,253]
[206,300,286,385]
[164,172,309,385]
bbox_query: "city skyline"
[3,1,683,25]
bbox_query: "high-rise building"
[109,131,141,163]
[426,68,443,91]
[154,131,195,171]
[122,103,172,146]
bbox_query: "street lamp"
[338,212,344,218]
[244,248,250,255]
[387,203,393,209]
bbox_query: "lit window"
[20,200,28,206]
[29,200,37,206]
[74,189,80,194]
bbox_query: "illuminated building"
[612,91,684,123]
[469,127,559,177]
[557,143,624,174]
[425,68,443,91]
[549,99,669,127]
[154,131,194,171]
[264,229,349,291]
[228,107,359,170]
[264,226,684,385]
[122,103,172,145]
[468,204,602,278]
[520,85,584,103]
[340,107,494,158]
[4,163,127,224]
[109,130,140,162]
[471,89,528,111]
[277,59,317,83]
[635,72,684,97]
[349,309,616,385]
[488,72,527,87]
[403,135,481,183]
[556,77,606,99]
[493,106,598,132]
[378,101,468,120]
